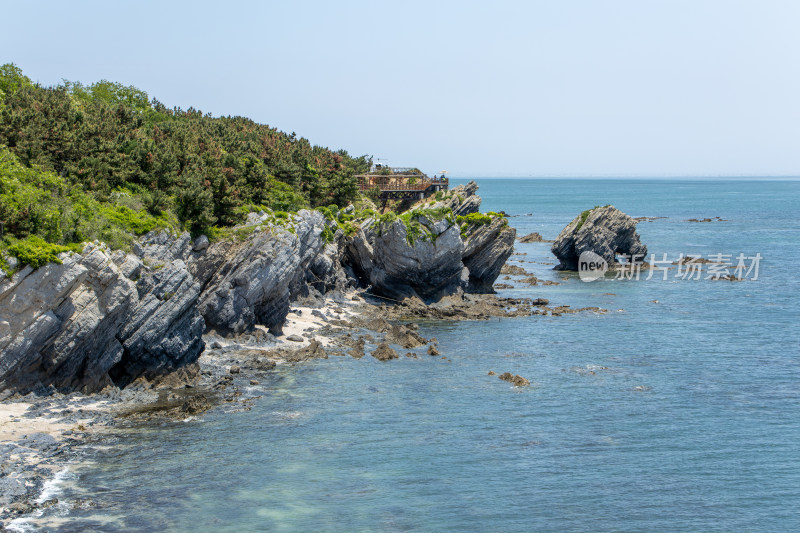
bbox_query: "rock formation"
[438,180,482,216]
[0,243,204,396]
[344,183,515,301]
[551,206,647,270]
[518,232,551,243]
[0,184,515,395]
[195,210,327,335]
[345,219,465,301]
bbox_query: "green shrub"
[7,236,80,268]
[457,212,493,226]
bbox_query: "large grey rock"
[0,243,205,395]
[110,259,205,387]
[551,206,647,270]
[344,184,512,300]
[462,218,516,292]
[134,230,192,264]
[195,210,326,335]
[346,217,465,301]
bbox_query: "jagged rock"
[0,243,204,395]
[348,337,366,359]
[181,394,212,415]
[308,240,350,293]
[344,182,510,300]
[462,218,516,292]
[345,219,465,301]
[372,342,399,361]
[195,210,326,334]
[439,181,482,216]
[551,206,647,270]
[110,259,205,388]
[386,324,427,349]
[134,231,192,265]
[283,339,327,362]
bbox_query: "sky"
[2,0,800,178]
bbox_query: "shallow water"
[26,178,800,532]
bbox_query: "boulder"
[551,206,647,270]
[498,372,530,386]
[192,235,210,252]
[372,342,399,361]
[518,232,550,243]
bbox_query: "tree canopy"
[0,64,372,236]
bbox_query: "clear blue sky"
[2,0,799,177]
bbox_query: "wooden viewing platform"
[355,169,449,200]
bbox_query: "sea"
[13,178,800,532]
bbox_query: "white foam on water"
[5,468,74,532]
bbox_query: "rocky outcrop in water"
[551,206,647,270]
[345,219,466,301]
[462,218,516,293]
[344,184,514,301]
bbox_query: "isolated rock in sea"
[551,206,647,270]
[518,232,550,243]
[195,210,326,334]
[0,243,204,395]
[462,218,516,292]
[498,372,530,386]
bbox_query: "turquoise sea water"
[26,179,800,532]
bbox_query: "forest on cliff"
[0,63,372,268]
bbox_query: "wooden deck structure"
[355,168,449,200]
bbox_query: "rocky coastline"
[0,182,528,522]
[0,185,635,526]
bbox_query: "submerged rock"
[518,232,551,243]
[371,342,399,361]
[181,394,212,415]
[498,372,530,387]
[551,206,647,270]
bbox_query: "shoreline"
[2,284,573,527]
